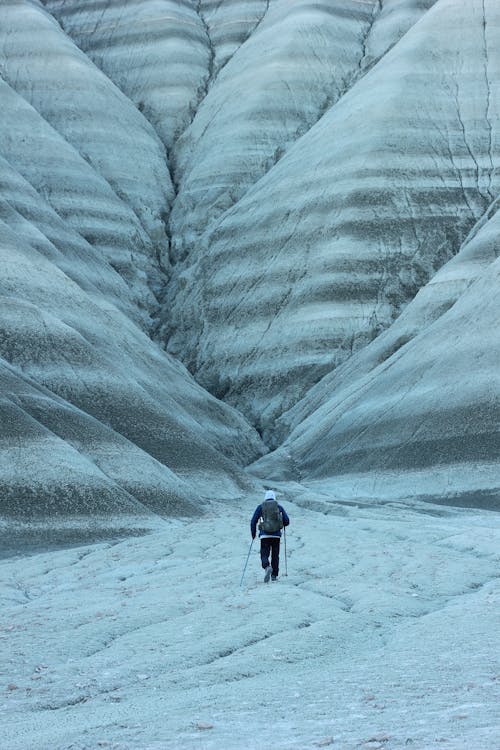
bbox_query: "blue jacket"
[251,503,290,539]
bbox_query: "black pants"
[260,537,280,577]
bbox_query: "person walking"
[250,490,290,582]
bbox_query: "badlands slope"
[1,4,500,749]
[1,0,500,548]
[0,0,265,549]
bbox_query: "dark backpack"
[259,499,283,533]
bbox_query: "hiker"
[250,490,290,582]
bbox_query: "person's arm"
[250,505,262,538]
[279,505,290,527]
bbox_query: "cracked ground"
[2,489,499,749]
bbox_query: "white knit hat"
[264,490,276,501]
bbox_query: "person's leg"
[260,538,272,569]
[270,538,280,578]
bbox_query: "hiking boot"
[271,575,278,581]
[264,565,272,583]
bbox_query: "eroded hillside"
[1,0,499,544]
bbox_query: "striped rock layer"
[165,0,500,442]
[252,201,500,507]
[1,0,499,527]
[0,0,265,545]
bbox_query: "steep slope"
[164,0,499,444]
[0,216,263,524]
[0,79,158,322]
[167,0,436,262]
[269,194,500,447]
[2,0,500,525]
[44,0,271,155]
[200,0,271,74]
[0,358,192,536]
[1,0,173,272]
[251,204,500,506]
[42,0,210,153]
[0,2,265,546]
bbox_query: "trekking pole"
[283,527,288,577]
[240,538,254,587]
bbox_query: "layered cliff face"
[1,0,499,536]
